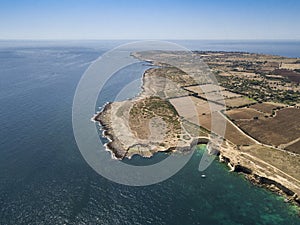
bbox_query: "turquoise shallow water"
[0,40,299,224]
[122,145,300,225]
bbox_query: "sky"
[0,0,300,40]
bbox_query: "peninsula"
[94,51,300,208]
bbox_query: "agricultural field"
[235,108,300,147]
[224,97,255,108]
[169,96,223,125]
[226,108,265,120]
[280,63,300,70]
[184,84,225,95]
[197,91,225,101]
[200,52,300,104]
[228,71,260,79]
[285,140,300,154]
[170,96,254,146]
[197,112,255,146]
[221,90,242,99]
[250,102,284,114]
[272,69,300,83]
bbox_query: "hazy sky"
[1,0,300,40]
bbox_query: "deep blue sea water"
[0,40,300,225]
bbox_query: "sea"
[0,40,300,225]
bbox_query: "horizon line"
[1,38,300,42]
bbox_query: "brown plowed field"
[197,112,255,146]
[286,140,300,154]
[236,108,300,146]
[226,108,265,120]
[250,102,280,114]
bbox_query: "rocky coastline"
[96,104,300,210]
[94,51,300,213]
[219,152,300,209]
